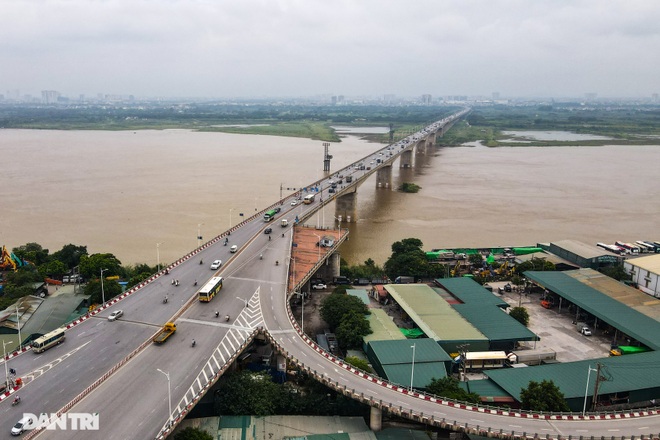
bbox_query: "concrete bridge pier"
[370,406,382,431]
[400,149,413,168]
[329,252,341,279]
[376,165,392,188]
[335,190,357,222]
[415,139,427,155]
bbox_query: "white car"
[108,310,124,321]
[12,416,32,436]
[210,260,222,270]
[291,200,298,206]
[312,283,327,290]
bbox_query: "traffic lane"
[47,322,230,440]
[0,320,157,437]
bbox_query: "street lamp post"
[582,365,598,415]
[100,268,108,305]
[156,242,163,272]
[410,343,416,391]
[156,369,173,426]
[15,306,21,351]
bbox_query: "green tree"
[214,371,280,416]
[520,380,570,412]
[516,259,556,274]
[83,279,123,305]
[12,242,50,266]
[38,260,68,279]
[51,244,88,270]
[598,264,631,282]
[173,427,213,440]
[344,356,372,373]
[509,307,530,326]
[426,377,480,403]
[319,294,369,330]
[468,253,484,266]
[384,238,438,281]
[79,253,122,279]
[335,311,372,350]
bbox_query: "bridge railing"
[272,278,660,440]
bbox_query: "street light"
[582,365,598,416]
[410,343,416,391]
[156,242,164,272]
[3,341,10,390]
[15,306,21,352]
[156,368,173,426]
[100,268,108,305]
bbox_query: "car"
[108,310,123,321]
[290,200,298,206]
[264,227,272,234]
[12,416,33,436]
[312,283,327,290]
[210,260,222,270]
[581,327,592,336]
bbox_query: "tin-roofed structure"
[363,309,406,346]
[384,284,489,352]
[435,277,509,308]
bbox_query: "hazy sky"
[2,0,659,99]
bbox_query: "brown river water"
[1,129,659,266]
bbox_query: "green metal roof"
[368,338,453,364]
[363,309,406,344]
[524,270,660,350]
[435,277,508,308]
[346,289,370,306]
[458,378,511,398]
[380,361,447,389]
[376,428,433,440]
[452,303,538,342]
[486,350,660,400]
[384,284,487,343]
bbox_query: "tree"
[51,244,87,270]
[344,356,372,373]
[520,380,570,412]
[516,259,555,274]
[12,242,50,266]
[468,253,483,266]
[426,377,480,403]
[319,294,369,330]
[83,279,123,305]
[214,371,281,416]
[38,260,68,278]
[173,427,213,440]
[335,311,372,350]
[509,307,530,326]
[79,253,122,279]
[599,264,631,282]
[384,238,439,281]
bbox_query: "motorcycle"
[11,397,20,406]
[275,260,279,266]
[225,315,230,322]
[163,297,168,304]
[191,340,196,347]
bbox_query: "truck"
[152,322,177,344]
[395,276,415,284]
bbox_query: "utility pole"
[591,362,605,411]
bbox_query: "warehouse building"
[623,253,660,298]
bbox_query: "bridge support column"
[336,191,356,222]
[330,252,341,279]
[400,149,413,168]
[370,406,382,432]
[376,165,392,188]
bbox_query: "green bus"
[263,209,277,222]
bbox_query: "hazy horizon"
[2,1,659,100]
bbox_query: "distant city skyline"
[2,1,659,99]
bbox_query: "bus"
[597,242,624,255]
[198,276,223,302]
[32,328,66,353]
[303,194,315,204]
[263,209,277,222]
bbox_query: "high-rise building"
[421,94,432,104]
[41,90,60,104]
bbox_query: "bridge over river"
[2,109,659,440]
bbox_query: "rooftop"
[551,239,619,259]
[626,253,660,275]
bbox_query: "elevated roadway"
[2,109,658,440]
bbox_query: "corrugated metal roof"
[551,239,617,259]
[364,309,406,344]
[368,339,453,364]
[626,253,660,275]
[524,270,660,350]
[346,289,371,306]
[458,378,511,398]
[375,428,432,440]
[380,361,447,389]
[487,350,660,400]
[384,284,487,343]
[435,278,508,308]
[453,303,538,342]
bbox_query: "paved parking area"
[490,281,614,362]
